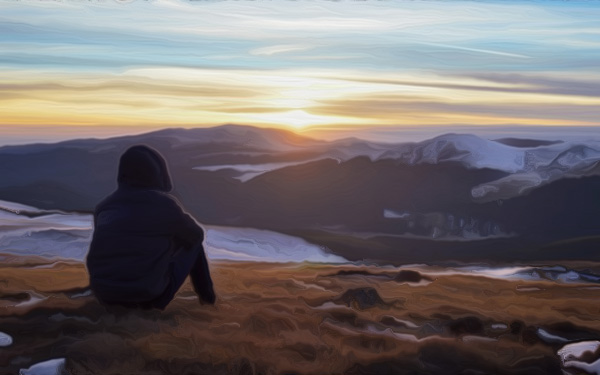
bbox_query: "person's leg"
[150,241,215,309]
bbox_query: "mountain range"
[1,124,599,264]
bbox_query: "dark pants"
[151,241,215,309]
[103,241,215,310]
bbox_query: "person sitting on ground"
[86,145,215,309]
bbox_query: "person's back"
[86,145,215,309]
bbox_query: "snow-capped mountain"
[1,125,599,264]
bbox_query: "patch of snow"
[204,226,347,263]
[0,201,346,264]
[19,358,66,375]
[559,341,600,374]
[461,266,532,278]
[13,293,48,308]
[382,316,420,329]
[0,331,13,347]
[364,323,423,343]
[314,301,350,311]
[559,341,600,362]
[0,201,93,261]
[383,209,410,219]
[70,289,93,299]
[537,328,569,344]
[0,200,41,213]
[452,265,600,285]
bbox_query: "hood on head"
[117,145,172,191]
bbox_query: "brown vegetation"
[2,258,600,374]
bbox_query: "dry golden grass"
[2,258,600,374]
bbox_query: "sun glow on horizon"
[1,1,599,141]
[245,109,366,129]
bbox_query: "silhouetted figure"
[86,145,215,309]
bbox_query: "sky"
[1,0,599,144]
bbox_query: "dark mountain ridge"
[1,125,599,263]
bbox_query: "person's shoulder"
[149,189,177,201]
[94,188,187,218]
[147,190,185,210]
[94,190,119,213]
[95,188,174,210]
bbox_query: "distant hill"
[1,124,600,263]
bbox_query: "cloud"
[459,73,600,98]
[250,44,315,56]
[0,80,260,99]
[312,98,600,125]
[1,0,599,76]
[323,72,600,99]
[1,0,600,130]
[416,42,531,59]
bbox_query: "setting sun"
[246,109,357,129]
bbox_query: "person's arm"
[191,246,216,304]
[163,195,216,304]
[163,195,205,248]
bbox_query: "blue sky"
[0,0,599,143]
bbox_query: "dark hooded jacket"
[86,145,204,303]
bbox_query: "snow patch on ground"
[559,341,600,375]
[19,358,66,375]
[0,331,13,347]
[204,226,346,263]
[0,201,346,264]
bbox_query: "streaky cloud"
[417,42,531,59]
